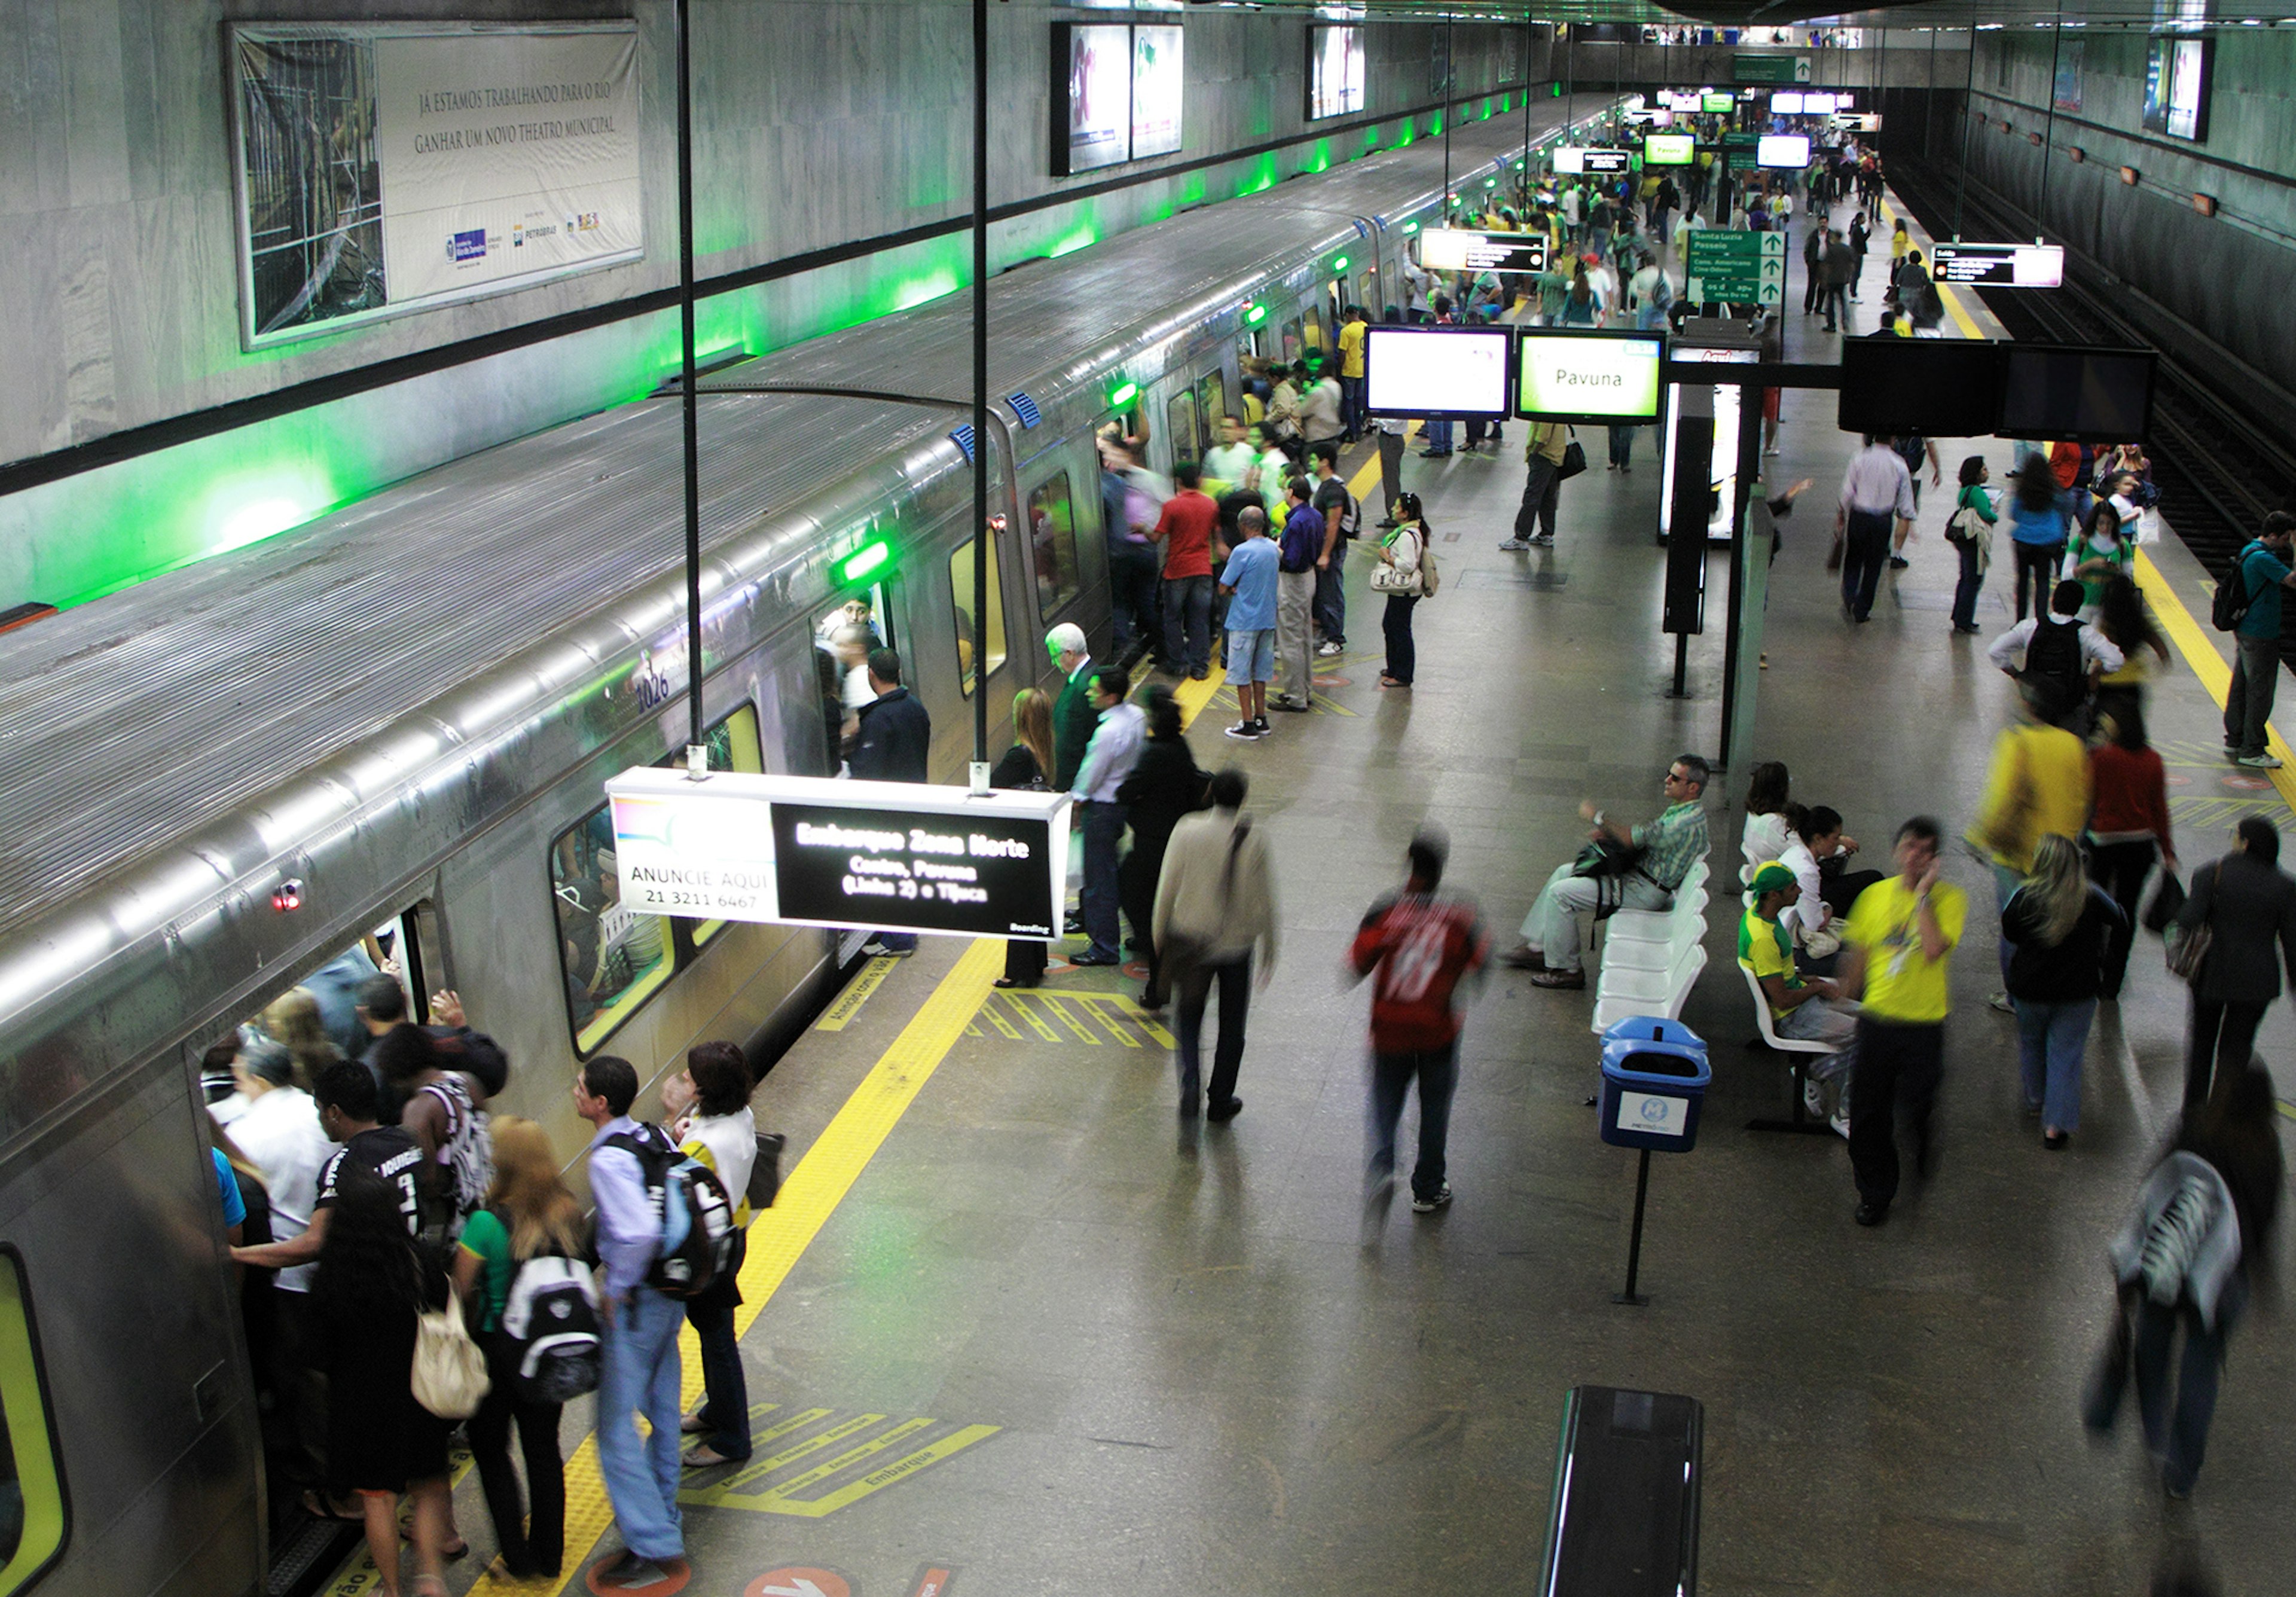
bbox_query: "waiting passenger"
[1946,454,1999,635]
[1308,444,1354,657]
[2219,511,2296,770]
[1045,622,1097,794]
[847,647,932,958]
[1117,684,1209,1012]
[1154,768,1278,1122]
[1152,461,1221,682]
[1740,863,1857,1134]
[1069,663,1146,967]
[393,1025,493,1246]
[664,1044,758,1472]
[1217,508,1280,741]
[1986,579,2124,718]
[1372,493,1429,689]
[261,987,347,1089]
[355,973,429,1120]
[1269,478,1321,713]
[1739,761,1793,879]
[992,687,1057,991]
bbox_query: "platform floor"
[389,232,2296,1597]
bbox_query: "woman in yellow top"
[2092,573,2169,735]
[1968,685,2093,1006]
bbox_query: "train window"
[1302,307,1327,354]
[1027,474,1080,621]
[685,703,764,950]
[1198,372,1229,441]
[0,1250,66,1597]
[813,590,891,774]
[1280,319,1303,365]
[948,536,1007,697]
[1165,389,1201,466]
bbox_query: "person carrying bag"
[1370,492,1435,689]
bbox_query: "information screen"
[1516,331,1667,424]
[1837,340,2005,438]
[1771,91,1806,114]
[1054,23,1132,175]
[1701,91,1736,112]
[1757,134,1810,169]
[1930,242,2066,288]
[1552,145,1587,174]
[1417,228,1548,274]
[1998,346,2157,444]
[1306,25,1366,121]
[1129,26,1184,159]
[2144,35,2212,142]
[1642,133,1696,166]
[1365,327,1515,419]
[1581,148,1633,175]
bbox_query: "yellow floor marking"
[1075,994,1146,1047]
[766,1425,1003,1519]
[1036,993,1103,1044]
[998,991,1064,1042]
[710,1411,886,1492]
[1876,195,1986,341]
[979,999,1023,1040]
[813,956,894,1031]
[2132,548,2296,816]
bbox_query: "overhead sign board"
[1556,146,1632,176]
[1366,326,1515,419]
[1733,53,1812,85]
[1684,231,1787,306]
[1931,242,2066,288]
[604,768,1072,941]
[1417,227,1548,274]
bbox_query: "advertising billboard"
[1130,26,1185,160]
[1307,25,1367,121]
[228,21,642,350]
[1055,23,1132,175]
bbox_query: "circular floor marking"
[2222,775,2273,791]
[743,1569,853,1597]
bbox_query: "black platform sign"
[1581,148,1632,175]
[770,802,1059,939]
[1418,227,1548,275]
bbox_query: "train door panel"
[1023,467,1085,639]
[1164,384,1202,471]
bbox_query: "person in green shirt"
[1739,863,1858,1129]
[2065,494,2135,619]
[1947,454,1999,636]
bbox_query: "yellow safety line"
[1875,195,1987,341]
[2132,548,2296,816]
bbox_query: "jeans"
[1313,542,1346,648]
[1368,1040,1461,1201]
[470,1332,566,1577]
[1778,997,1858,1080]
[1162,574,1216,676]
[2086,838,2156,997]
[2132,1298,2228,1495]
[687,1228,750,1459]
[1993,863,2022,987]
[1381,594,1418,684]
[1378,430,1405,516]
[2013,997,2096,1131]
[1422,418,1454,454]
[1340,374,1365,436]
[1519,861,1672,975]
[2011,538,2063,622]
[596,1285,685,1561]
[1515,456,1561,542]
[1079,799,1127,961]
[2185,996,2266,1109]
[1840,509,1892,619]
[2224,633,2280,758]
[1607,424,1635,468]
[1176,954,1251,1112]
[1109,540,1162,663]
[1846,1018,1943,1211]
[1950,536,1985,630]
[1274,569,1316,702]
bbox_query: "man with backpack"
[1986,579,2124,720]
[2216,512,2296,768]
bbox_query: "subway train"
[0,105,1578,1597]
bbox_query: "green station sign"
[1684,231,1787,306]
[1732,53,1811,85]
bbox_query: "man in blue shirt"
[577,1055,687,1589]
[2225,512,2296,768]
[1271,479,1323,713]
[1219,507,1281,740]
[1069,664,1146,966]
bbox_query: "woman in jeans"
[1946,455,1997,635]
[2005,453,2073,621]
[2085,701,2175,1000]
[2172,816,2296,1108]
[665,1043,758,1470]
[1375,493,1428,688]
[2001,836,2123,1149]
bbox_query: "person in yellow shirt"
[1967,684,2092,1003]
[1739,862,1858,1132]
[1837,817,1967,1227]
[1336,307,1368,443]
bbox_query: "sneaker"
[1528,967,1586,990]
[1987,991,2014,1013]
[1527,533,1555,546]
[1888,555,1910,570]
[860,941,915,959]
[1317,641,1344,657]
[1830,1111,1852,1140]
[1252,716,1271,735]
[1224,721,1259,740]
[1410,1183,1454,1213]
[1498,538,1531,551]
[2239,752,2283,769]
[594,1552,676,1591]
[1268,695,1309,712]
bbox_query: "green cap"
[1748,862,1799,895]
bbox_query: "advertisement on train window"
[604,769,1073,941]
[228,22,642,350]
[1056,23,1133,175]
[1306,25,1366,121]
[1130,26,1185,160]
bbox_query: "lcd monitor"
[1997,346,2157,444]
[1757,134,1811,169]
[1701,91,1736,112]
[1642,133,1696,167]
[1836,339,2004,438]
[1771,91,1807,114]
[1306,25,1366,121]
[1053,23,1132,176]
[1129,26,1184,159]
[1364,326,1515,419]
[1552,145,1587,175]
[1516,329,1668,425]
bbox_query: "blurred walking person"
[1118,685,1209,1012]
[1153,768,1278,1121]
[2001,836,2123,1150]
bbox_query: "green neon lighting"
[836,541,891,585]
[1107,379,1139,408]
[1402,220,1419,234]
[1048,224,1098,258]
[1331,255,1349,273]
[1244,303,1268,327]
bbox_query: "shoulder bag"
[1159,819,1251,987]
[411,1289,491,1419]
[1368,528,1423,596]
[2165,866,2215,982]
[1556,427,1588,481]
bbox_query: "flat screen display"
[2145,35,2212,142]
[1997,346,2157,444]
[1836,339,2005,438]
[1129,26,1184,159]
[1307,25,1366,121]
[1418,228,1547,275]
[1771,91,1807,114]
[1365,327,1514,419]
[1757,134,1810,169]
[1552,145,1587,175]
[1516,330,1667,424]
[1581,148,1633,175]
[1642,133,1696,166]
[1055,23,1132,175]
[1702,91,1736,112]
[1931,242,2065,289]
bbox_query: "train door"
[946,524,1010,704]
[1197,369,1229,442]
[1235,328,1266,426]
[1163,383,1203,471]
[1279,317,1304,368]
[810,582,894,777]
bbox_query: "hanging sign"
[604,769,1072,941]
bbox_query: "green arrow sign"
[1684,231,1788,306]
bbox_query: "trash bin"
[1599,1016,1711,1153]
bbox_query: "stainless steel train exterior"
[0,109,1572,1597]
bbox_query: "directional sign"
[1683,231,1787,306]
[1733,53,1811,84]
[1931,241,2065,288]
[1416,227,1548,274]
[1720,131,1761,154]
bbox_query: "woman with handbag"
[1373,492,1429,688]
[317,1169,457,1597]
[2086,700,2175,1000]
[2001,836,2124,1149]
[993,688,1058,990]
[2171,816,2296,1109]
[1117,684,1209,1012]
[1946,455,1998,636]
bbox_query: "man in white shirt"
[1070,664,1147,967]
[1201,414,1258,498]
[1835,435,1916,624]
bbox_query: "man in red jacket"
[1350,830,1491,1213]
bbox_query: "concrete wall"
[0,1,1541,608]
[1559,37,1970,94]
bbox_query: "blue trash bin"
[1599,1016,1711,1153]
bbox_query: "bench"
[1738,960,1843,1137]
[1590,857,1710,1034]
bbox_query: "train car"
[0,111,1558,1597]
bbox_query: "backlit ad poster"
[1307,26,1367,121]
[229,21,642,349]
[1055,23,1132,175]
[1131,26,1185,160]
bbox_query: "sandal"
[992,977,1019,989]
[302,1488,365,1522]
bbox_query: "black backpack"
[2022,613,2085,701]
[497,1242,603,1404]
[2211,541,2263,632]
[604,1125,735,1300]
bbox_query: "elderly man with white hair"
[1045,623,1097,792]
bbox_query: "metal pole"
[1955,27,1976,242]
[1614,1147,1653,1306]
[1717,377,1761,766]
[971,0,990,778]
[1442,13,1455,216]
[1523,10,1534,179]
[2038,1,2064,227]
[1928,27,1939,166]
[675,0,705,765]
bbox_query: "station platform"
[348,234,2296,1597]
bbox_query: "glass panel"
[1280,319,1303,364]
[950,534,1007,698]
[0,1251,66,1597]
[1302,307,1326,352]
[1027,474,1080,622]
[688,703,764,949]
[1165,388,1201,466]
[813,589,891,774]
[1198,372,1229,441]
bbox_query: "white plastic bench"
[1738,960,1841,1137]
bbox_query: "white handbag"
[411,1291,491,1419]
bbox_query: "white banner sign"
[230,22,642,349]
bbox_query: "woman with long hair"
[2067,490,2135,617]
[453,1117,582,1577]
[2002,835,2123,1147]
[317,1170,454,1597]
[993,688,1058,990]
[2092,573,2170,735]
[1947,454,1998,635]
[1739,762,1792,877]
[665,1045,758,1471]
[1118,683,1209,1012]
[2007,453,2074,622]
[2086,700,2176,999]
[1375,492,1429,688]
